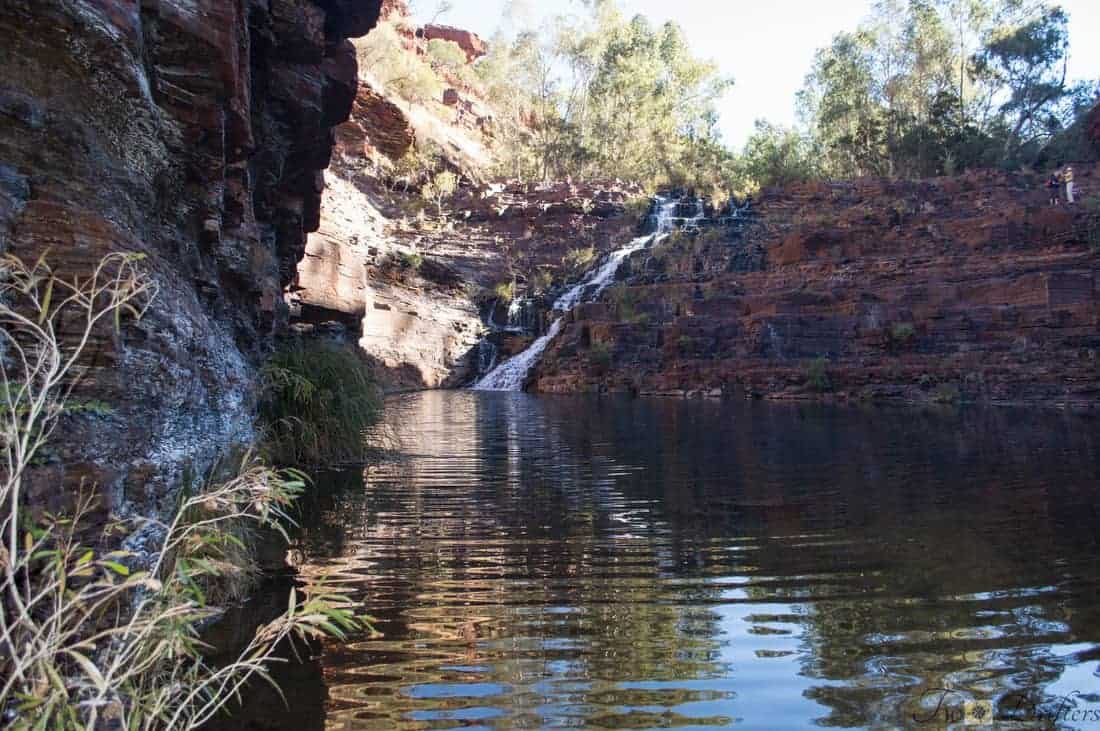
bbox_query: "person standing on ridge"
[1063,165,1075,204]
[1047,171,1062,206]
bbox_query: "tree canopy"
[475,0,1094,195]
[779,0,1096,186]
[477,0,733,193]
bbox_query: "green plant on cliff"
[357,20,442,104]
[427,38,468,73]
[494,279,517,303]
[889,322,917,348]
[608,284,647,324]
[421,169,458,220]
[0,254,362,729]
[260,341,383,467]
[563,246,597,275]
[531,268,554,294]
[589,343,613,369]
[806,357,833,393]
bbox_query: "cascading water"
[473,195,700,392]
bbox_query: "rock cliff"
[298,140,643,388]
[0,0,381,511]
[292,6,645,390]
[535,168,1100,406]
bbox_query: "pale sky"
[412,0,1100,148]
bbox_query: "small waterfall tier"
[473,195,702,392]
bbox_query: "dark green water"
[255,392,1100,730]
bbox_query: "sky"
[411,0,1100,149]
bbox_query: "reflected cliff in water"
[273,392,1099,729]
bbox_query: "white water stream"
[473,196,700,391]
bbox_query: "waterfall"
[473,195,692,392]
[506,297,525,331]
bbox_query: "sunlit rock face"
[0,0,380,513]
[535,171,1100,405]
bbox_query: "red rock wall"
[421,24,487,62]
[0,0,381,510]
[535,170,1100,405]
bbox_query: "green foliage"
[427,38,468,72]
[734,121,823,190]
[624,195,654,226]
[562,246,597,274]
[890,322,917,345]
[806,357,833,393]
[589,342,613,368]
[402,252,424,270]
[477,4,733,189]
[421,170,458,218]
[678,335,709,355]
[793,0,1091,180]
[932,382,961,403]
[63,399,114,416]
[260,342,383,466]
[531,268,554,294]
[0,254,366,730]
[389,143,442,189]
[494,280,517,302]
[357,21,442,104]
[608,284,646,323]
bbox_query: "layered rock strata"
[0,0,381,512]
[535,168,1100,406]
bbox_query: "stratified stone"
[0,0,382,513]
[535,169,1100,406]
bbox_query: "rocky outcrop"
[421,24,487,62]
[0,0,381,512]
[297,112,644,389]
[535,168,1100,406]
[338,81,416,161]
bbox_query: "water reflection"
[288,392,1100,729]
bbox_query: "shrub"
[421,170,458,219]
[625,196,653,227]
[888,322,917,351]
[0,254,362,729]
[589,343,613,368]
[260,341,383,466]
[891,323,916,342]
[932,383,960,404]
[531,268,554,294]
[493,279,517,303]
[806,357,833,392]
[356,21,442,104]
[562,246,597,274]
[427,38,468,72]
[402,252,424,270]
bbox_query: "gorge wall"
[0,0,381,513]
[292,5,645,389]
[535,165,1100,406]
